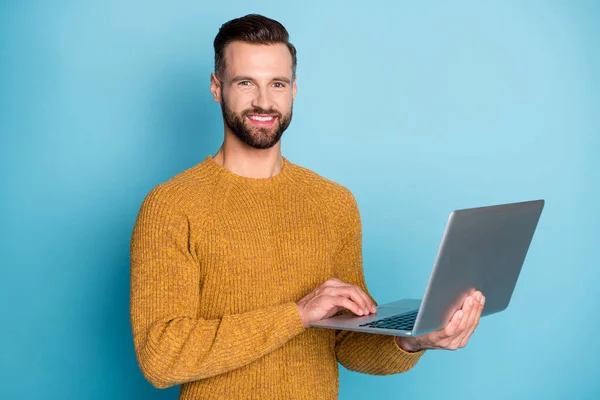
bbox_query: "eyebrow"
[231,76,292,84]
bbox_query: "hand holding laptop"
[395,290,485,352]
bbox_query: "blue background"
[1,1,599,399]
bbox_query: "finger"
[324,280,374,313]
[322,305,343,319]
[453,294,475,339]
[351,287,377,315]
[330,295,363,316]
[329,286,371,315]
[360,289,378,313]
[342,285,376,314]
[460,292,482,334]
[458,315,478,348]
[459,294,485,347]
[440,308,464,339]
[448,303,476,350]
[455,293,480,346]
[324,282,375,315]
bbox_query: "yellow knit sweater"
[130,155,425,399]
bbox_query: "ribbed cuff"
[283,301,307,336]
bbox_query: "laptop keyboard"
[358,310,418,331]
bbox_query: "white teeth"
[248,115,274,122]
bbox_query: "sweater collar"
[203,154,292,187]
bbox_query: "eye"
[272,82,286,88]
[238,81,252,87]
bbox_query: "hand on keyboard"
[296,278,377,328]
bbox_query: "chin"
[250,140,280,150]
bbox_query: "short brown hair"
[213,14,297,79]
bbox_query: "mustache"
[242,107,282,117]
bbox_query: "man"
[130,14,485,399]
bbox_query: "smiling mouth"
[246,114,278,127]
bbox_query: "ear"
[210,73,222,103]
[292,76,297,102]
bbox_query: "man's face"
[211,41,297,149]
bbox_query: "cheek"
[226,91,253,112]
[275,94,294,112]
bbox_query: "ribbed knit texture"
[130,155,425,399]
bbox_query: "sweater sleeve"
[130,187,306,388]
[333,190,425,375]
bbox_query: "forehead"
[223,41,293,79]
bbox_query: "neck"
[213,134,283,179]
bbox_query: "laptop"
[310,199,545,337]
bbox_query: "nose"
[251,85,274,111]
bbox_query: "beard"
[220,92,293,150]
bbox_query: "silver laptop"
[310,199,545,337]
